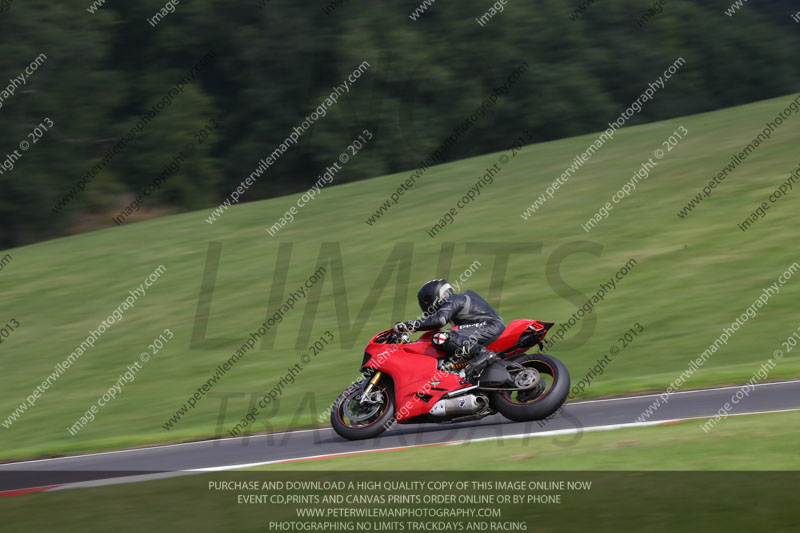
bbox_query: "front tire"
[330,378,395,440]
[490,353,570,422]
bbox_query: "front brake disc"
[344,398,382,422]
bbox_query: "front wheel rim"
[337,385,389,429]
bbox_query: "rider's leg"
[463,345,497,378]
[461,322,505,378]
[433,327,500,379]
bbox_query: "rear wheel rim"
[503,360,555,404]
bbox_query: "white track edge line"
[447,407,800,445]
[3,379,799,468]
[23,406,800,493]
[569,379,800,405]
[185,407,800,473]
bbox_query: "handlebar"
[376,329,410,344]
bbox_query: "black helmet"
[417,279,453,314]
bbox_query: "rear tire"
[330,378,395,440]
[490,353,570,422]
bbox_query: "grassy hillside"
[1,93,799,459]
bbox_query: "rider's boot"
[464,347,497,380]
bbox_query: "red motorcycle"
[330,320,570,440]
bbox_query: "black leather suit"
[407,290,505,360]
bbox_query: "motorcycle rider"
[394,279,505,379]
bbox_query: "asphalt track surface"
[2,380,799,493]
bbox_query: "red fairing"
[363,335,462,421]
[487,320,539,353]
[361,321,553,422]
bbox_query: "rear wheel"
[330,378,395,440]
[490,353,570,422]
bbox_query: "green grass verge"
[1,93,799,460]
[3,413,799,531]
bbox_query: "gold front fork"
[363,370,383,396]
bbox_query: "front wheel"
[330,378,395,440]
[490,353,570,422]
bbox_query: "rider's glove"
[394,321,416,334]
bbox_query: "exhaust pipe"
[429,394,487,417]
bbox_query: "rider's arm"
[408,296,462,331]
